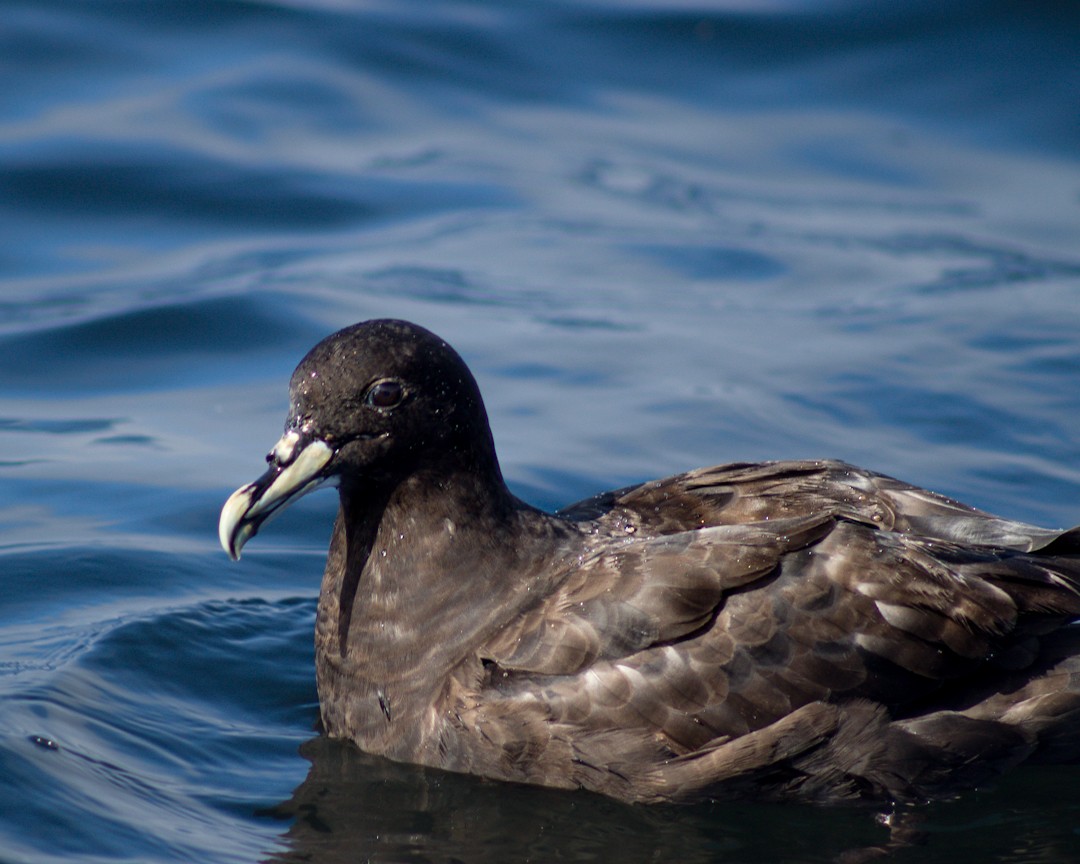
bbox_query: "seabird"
[219,319,1080,804]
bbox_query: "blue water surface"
[2,1,1080,861]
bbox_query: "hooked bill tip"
[217,438,335,560]
[219,484,256,560]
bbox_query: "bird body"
[220,320,1080,804]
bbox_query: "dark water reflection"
[267,737,886,864]
[268,738,1080,863]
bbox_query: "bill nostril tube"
[268,430,302,466]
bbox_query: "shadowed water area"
[2,1,1080,861]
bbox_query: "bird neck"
[313,463,567,756]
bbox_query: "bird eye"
[365,379,405,409]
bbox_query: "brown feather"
[222,321,1080,805]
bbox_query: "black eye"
[365,379,405,409]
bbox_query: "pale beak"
[218,431,334,560]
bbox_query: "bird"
[219,318,1080,805]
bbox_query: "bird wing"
[476,460,1080,743]
[479,512,835,675]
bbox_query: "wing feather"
[464,459,1080,800]
[480,514,834,675]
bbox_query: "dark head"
[219,319,502,559]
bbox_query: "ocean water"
[2,1,1080,861]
